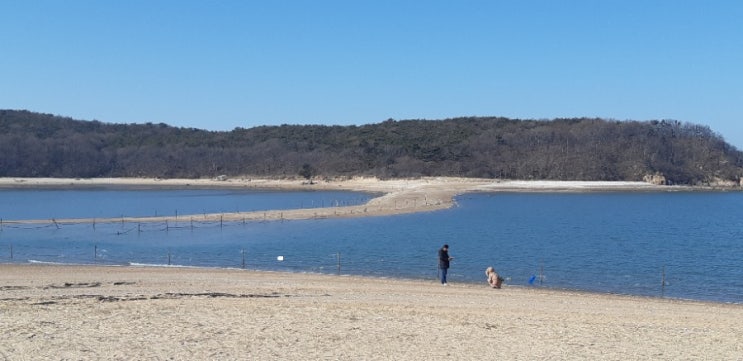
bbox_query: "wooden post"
[661,266,666,298]
[52,219,60,229]
[9,244,13,259]
[241,249,246,269]
[540,263,544,286]
[94,244,97,260]
[336,252,341,275]
[168,249,171,265]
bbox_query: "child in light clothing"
[485,266,503,289]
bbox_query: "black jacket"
[438,248,450,269]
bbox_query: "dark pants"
[440,268,448,284]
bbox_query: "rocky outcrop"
[707,177,739,188]
[643,173,667,185]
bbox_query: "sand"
[1,264,741,360]
[1,177,740,360]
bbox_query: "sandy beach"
[1,264,741,360]
[2,177,740,359]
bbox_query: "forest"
[1,109,742,186]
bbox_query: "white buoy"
[277,256,284,261]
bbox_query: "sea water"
[0,188,373,220]
[0,189,741,304]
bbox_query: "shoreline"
[1,263,741,359]
[12,260,738,306]
[0,176,683,223]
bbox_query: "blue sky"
[2,1,742,149]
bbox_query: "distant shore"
[1,264,740,360]
[0,177,676,223]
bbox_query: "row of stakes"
[0,241,669,296]
[0,242,342,275]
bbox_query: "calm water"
[0,188,373,220]
[1,189,741,304]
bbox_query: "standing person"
[438,244,453,285]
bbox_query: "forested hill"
[2,109,742,186]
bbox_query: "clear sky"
[2,1,742,149]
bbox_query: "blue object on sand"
[528,275,536,285]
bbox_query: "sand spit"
[0,177,672,223]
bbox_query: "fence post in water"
[94,244,97,260]
[540,263,544,286]
[93,218,96,231]
[336,252,341,274]
[241,249,246,269]
[661,266,666,298]
[52,218,60,229]
[168,249,171,265]
[220,215,223,229]
[9,244,12,259]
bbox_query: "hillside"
[1,110,742,186]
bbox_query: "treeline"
[1,109,742,185]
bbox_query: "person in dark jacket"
[438,244,453,285]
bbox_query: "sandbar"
[0,177,674,223]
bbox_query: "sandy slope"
[0,265,740,360]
